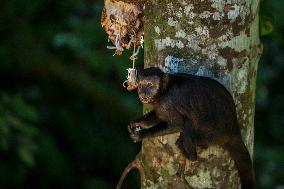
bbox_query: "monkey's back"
[166,74,240,138]
[159,73,255,189]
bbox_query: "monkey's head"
[137,67,168,104]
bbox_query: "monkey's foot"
[176,155,186,178]
[175,138,197,161]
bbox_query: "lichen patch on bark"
[185,169,213,189]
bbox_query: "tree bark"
[102,0,262,188]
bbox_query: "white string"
[133,46,141,59]
[106,20,123,51]
[106,33,124,56]
[132,44,136,68]
[115,33,124,51]
[140,35,144,48]
[123,41,139,89]
[104,27,144,89]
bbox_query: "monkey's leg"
[130,122,180,142]
[175,122,197,161]
[175,133,197,161]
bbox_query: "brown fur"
[129,67,255,189]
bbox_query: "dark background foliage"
[0,0,283,189]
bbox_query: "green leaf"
[17,146,35,167]
[260,15,274,36]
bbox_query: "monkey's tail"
[225,138,256,189]
[116,160,144,189]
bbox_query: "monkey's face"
[137,76,160,104]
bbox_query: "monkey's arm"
[129,121,181,142]
[128,111,161,132]
[133,111,160,126]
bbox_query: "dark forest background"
[0,0,283,189]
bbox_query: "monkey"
[128,67,255,189]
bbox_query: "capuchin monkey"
[128,67,255,189]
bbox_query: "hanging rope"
[123,41,139,90]
[106,27,144,91]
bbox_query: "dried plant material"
[101,0,144,48]
[115,49,123,56]
[123,68,138,91]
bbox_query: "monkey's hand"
[128,122,143,143]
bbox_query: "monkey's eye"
[146,82,153,87]
[138,83,142,89]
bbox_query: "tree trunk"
[102,0,262,188]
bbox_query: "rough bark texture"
[102,0,262,188]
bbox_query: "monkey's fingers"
[128,123,142,133]
[128,125,132,133]
[130,131,142,143]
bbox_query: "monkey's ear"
[136,65,144,72]
[136,66,144,81]
[162,73,170,85]
[161,73,170,93]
